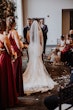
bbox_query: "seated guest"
[44,67,73,110]
[69,29,73,39]
[62,30,73,66]
[48,48,61,65]
[58,35,66,52]
[66,31,73,67]
[60,34,71,63]
[65,34,71,45]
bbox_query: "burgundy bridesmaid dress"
[9,34,24,96]
[0,41,18,109]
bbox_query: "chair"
[58,84,73,110]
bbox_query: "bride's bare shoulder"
[39,29,43,37]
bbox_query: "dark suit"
[41,24,48,54]
[23,26,30,44]
[23,26,30,61]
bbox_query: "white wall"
[15,0,23,37]
[23,0,73,45]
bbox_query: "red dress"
[9,34,23,96]
[0,41,18,109]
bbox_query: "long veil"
[29,20,43,56]
[30,20,40,44]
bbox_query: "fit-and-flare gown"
[23,42,57,95]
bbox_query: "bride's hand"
[24,44,29,49]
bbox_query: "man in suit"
[44,67,73,110]
[23,18,33,61]
[23,18,32,44]
[40,19,48,54]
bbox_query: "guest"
[65,34,71,45]
[60,33,73,65]
[58,35,66,52]
[6,16,24,96]
[40,19,48,54]
[0,19,18,109]
[23,18,33,44]
[69,29,73,39]
[66,30,73,67]
[44,67,73,110]
[48,48,61,65]
[23,18,33,61]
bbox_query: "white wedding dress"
[23,21,57,95]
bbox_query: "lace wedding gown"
[23,21,57,95]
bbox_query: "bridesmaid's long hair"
[0,19,6,33]
[6,16,16,33]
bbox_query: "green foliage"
[0,0,16,20]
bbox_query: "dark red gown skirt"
[0,51,18,109]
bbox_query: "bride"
[23,20,57,95]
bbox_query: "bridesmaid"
[0,19,18,109]
[6,16,24,96]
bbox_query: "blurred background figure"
[23,18,33,44]
[23,18,33,61]
[40,19,48,54]
[58,35,66,52]
[48,48,61,65]
[69,29,73,39]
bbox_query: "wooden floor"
[6,48,70,110]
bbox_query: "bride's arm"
[40,30,44,48]
[26,30,30,44]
